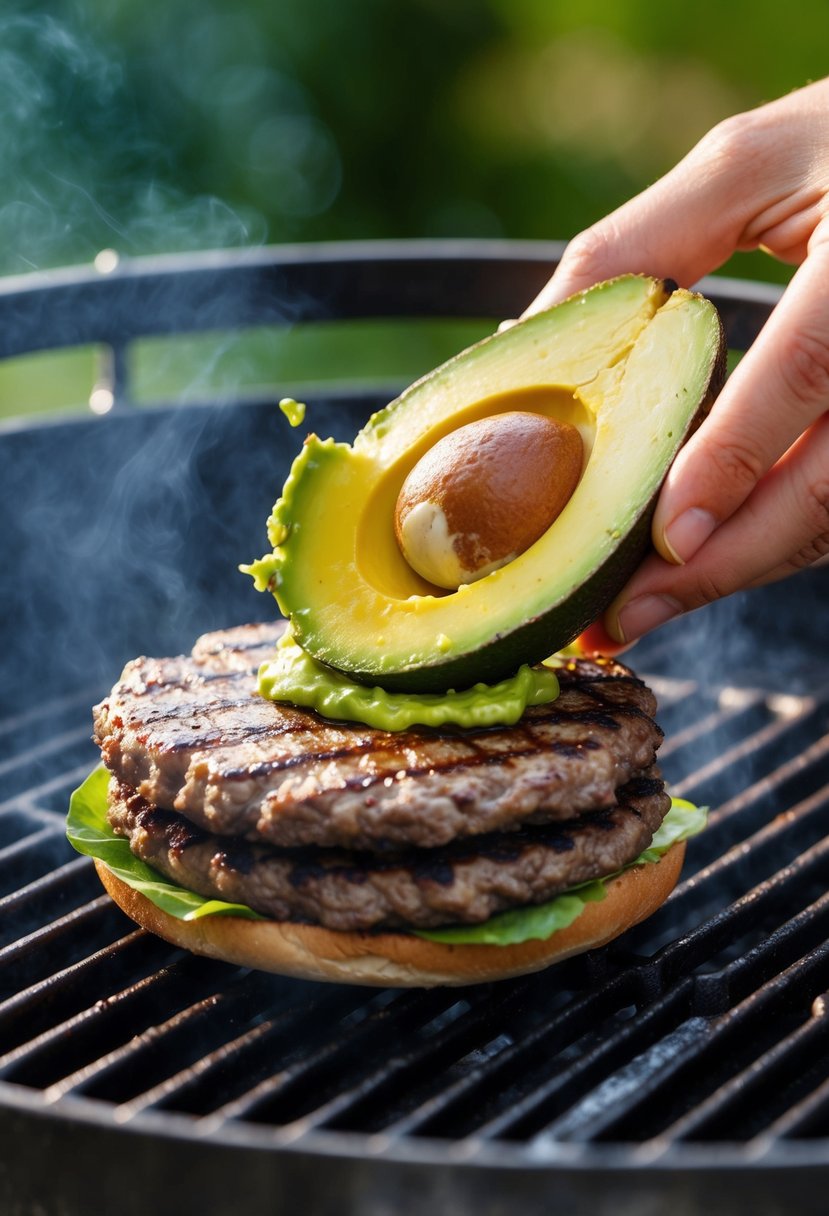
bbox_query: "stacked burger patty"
[93,623,670,932]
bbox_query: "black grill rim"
[0,236,783,377]
[6,1070,829,1173]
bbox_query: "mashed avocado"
[278,397,306,427]
[256,628,560,731]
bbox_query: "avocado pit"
[393,411,584,589]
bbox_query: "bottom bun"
[95,842,686,987]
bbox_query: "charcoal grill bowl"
[1,242,828,1216]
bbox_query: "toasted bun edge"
[94,841,685,987]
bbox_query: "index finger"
[524,188,733,315]
[653,226,829,564]
[522,115,777,314]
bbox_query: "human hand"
[527,77,829,651]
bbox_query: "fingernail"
[614,595,682,643]
[662,508,717,564]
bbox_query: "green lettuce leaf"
[66,769,262,921]
[67,769,706,943]
[636,797,706,863]
[415,797,708,946]
[415,879,610,946]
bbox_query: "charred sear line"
[226,734,607,787]
[342,741,606,792]
[617,774,665,800]
[223,736,399,779]
[119,795,643,876]
[132,801,206,855]
[120,667,253,701]
[163,719,312,754]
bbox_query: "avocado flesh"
[261,276,725,692]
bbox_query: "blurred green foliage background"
[1,0,824,419]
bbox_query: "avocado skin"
[334,316,726,694]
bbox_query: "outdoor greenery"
[1,0,824,419]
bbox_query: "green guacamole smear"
[256,628,561,731]
[278,397,306,427]
[66,769,706,948]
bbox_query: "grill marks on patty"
[94,623,664,852]
[95,623,671,931]
[108,772,669,931]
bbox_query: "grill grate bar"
[626,780,829,996]
[669,701,819,801]
[0,855,97,949]
[377,782,828,1141]
[0,760,97,817]
[5,956,261,1096]
[122,983,380,1120]
[552,919,829,1146]
[376,974,640,1140]
[658,998,829,1143]
[663,728,828,888]
[547,894,829,1145]
[706,727,828,822]
[117,1016,293,1118]
[0,821,66,865]
[655,692,766,761]
[416,785,829,1144]
[0,725,92,780]
[0,688,100,738]
[5,245,829,1210]
[0,680,821,1140]
[0,894,118,997]
[277,980,550,1136]
[0,833,79,901]
[0,923,182,1061]
[471,983,691,1142]
[760,1016,829,1142]
[0,681,822,1144]
[199,989,490,1131]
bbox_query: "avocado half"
[250,275,725,692]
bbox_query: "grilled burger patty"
[108,771,669,931]
[94,623,665,852]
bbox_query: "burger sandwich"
[68,275,721,986]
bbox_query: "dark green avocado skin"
[341,322,726,694]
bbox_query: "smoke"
[0,2,344,275]
[627,558,829,829]
[0,7,254,271]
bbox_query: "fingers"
[522,78,829,652]
[604,410,829,644]
[522,116,760,315]
[746,549,829,589]
[523,79,829,317]
[524,192,730,317]
[575,620,632,658]
[652,223,829,564]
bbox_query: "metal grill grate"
[1,243,828,1215]
[1,611,828,1209]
